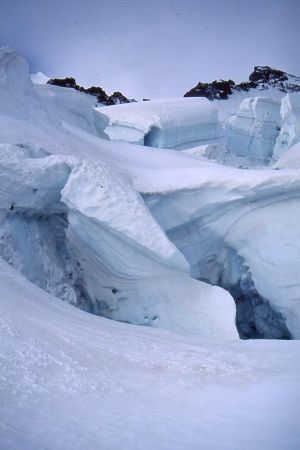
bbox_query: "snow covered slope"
[1,258,300,450]
[95,97,225,149]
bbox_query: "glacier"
[1,47,300,339]
[1,47,300,449]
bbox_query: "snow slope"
[1,259,300,450]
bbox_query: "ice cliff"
[224,97,281,166]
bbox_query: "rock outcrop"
[47,77,135,105]
[184,66,300,100]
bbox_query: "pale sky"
[1,0,299,99]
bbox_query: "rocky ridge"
[184,66,300,100]
[47,76,136,105]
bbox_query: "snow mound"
[95,97,224,149]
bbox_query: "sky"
[0,0,299,99]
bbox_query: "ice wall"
[143,165,300,339]
[224,97,280,166]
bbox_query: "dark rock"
[109,91,130,104]
[47,77,79,89]
[85,86,113,105]
[184,66,300,100]
[249,66,288,83]
[47,78,135,105]
[185,79,236,100]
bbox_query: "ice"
[224,97,281,166]
[273,93,300,161]
[95,97,225,149]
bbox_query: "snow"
[96,97,225,149]
[1,48,300,448]
[30,71,50,84]
[1,258,300,450]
